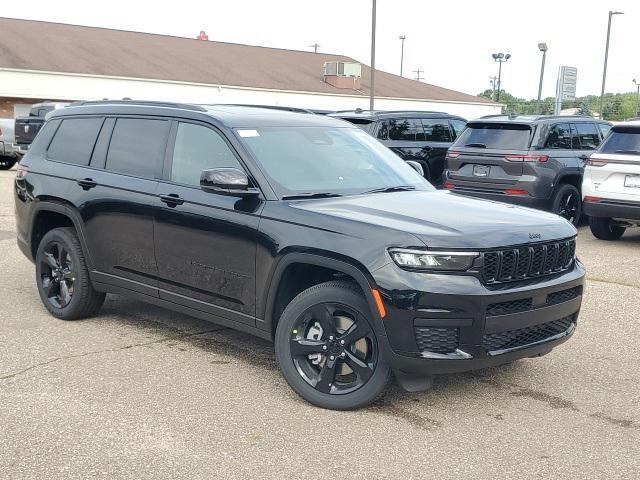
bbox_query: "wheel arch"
[29,200,93,268]
[554,170,583,192]
[262,252,384,340]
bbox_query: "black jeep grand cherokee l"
[14,101,585,410]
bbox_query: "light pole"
[600,11,624,120]
[492,52,511,102]
[634,79,640,118]
[399,35,406,77]
[369,0,376,111]
[536,43,548,114]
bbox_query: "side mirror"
[406,160,424,177]
[200,168,260,197]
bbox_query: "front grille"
[486,285,582,316]
[414,327,459,353]
[483,316,574,352]
[481,238,576,284]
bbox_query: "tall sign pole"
[369,0,377,111]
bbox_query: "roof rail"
[332,109,447,115]
[205,103,315,114]
[69,99,207,112]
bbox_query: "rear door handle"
[76,178,97,190]
[159,193,184,206]
[579,154,589,160]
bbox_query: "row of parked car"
[332,109,640,241]
[7,101,640,241]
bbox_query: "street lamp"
[399,35,406,77]
[599,10,624,119]
[492,52,511,102]
[536,43,548,114]
[634,79,640,118]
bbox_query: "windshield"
[599,129,640,154]
[237,126,431,197]
[454,123,532,150]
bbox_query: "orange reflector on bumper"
[371,289,387,318]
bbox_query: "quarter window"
[573,123,601,150]
[598,123,612,139]
[105,118,169,178]
[545,123,572,149]
[422,119,453,142]
[449,119,467,139]
[171,123,243,186]
[47,117,104,166]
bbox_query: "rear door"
[446,122,533,185]
[81,117,170,296]
[572,122,603,167]
[420,118,454,185]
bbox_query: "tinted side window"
[545,123,572,149]
[450,119,467,139]
[422,119,453,142]
[598,123,612,139]
[106,118,169,178]
[47,117,104,165]
[388,118,422,141]
[376,121,389,140]
[574,123,601,150]
[171,123,243,186]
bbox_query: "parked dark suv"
[443,115,612,225]
[329,110,467,185]
[15,101,584,410]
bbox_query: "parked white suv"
[583,121,640,240]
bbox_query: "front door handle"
[159,193,184,206]
[76,178,97,190]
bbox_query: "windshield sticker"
[238,129,260,138]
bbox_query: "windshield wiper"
[363,185,416,194]
[282,192,343,200]
[613,149,640,155]
[464,143,487,148]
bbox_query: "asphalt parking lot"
[1,167,639,480]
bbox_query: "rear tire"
[589,216,626,240]
[35,227,105,320]
[551,184,582,226]
[275,281,389,410]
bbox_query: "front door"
[153,121,263,326]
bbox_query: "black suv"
[15,102,584,410]
[329,110,467,185]
[443,115,612,225]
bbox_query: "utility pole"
[600,11,624,120]
[489,76,498,101]
[369,0,377,111]
[309,43,321,53]
[413,69,424,82]
[536,43,548,114]
[399,35,406,77]
[634,79,640,118]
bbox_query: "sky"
[2,0,638,100]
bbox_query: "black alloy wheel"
[552,184,582,226]
[288,301,377,395]
[275,281,389,410]
[40,241,76,308]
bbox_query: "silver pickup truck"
[0,118,20,170]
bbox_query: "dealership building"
[0,17,500,119]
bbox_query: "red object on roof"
[197,30,208,41]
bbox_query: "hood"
[290,190,576,249]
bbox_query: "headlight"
[389,248,478,272]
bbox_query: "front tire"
[551,184,582,226]
[589,216,626,240]
[275,281,389,410]
[35,227,105,320]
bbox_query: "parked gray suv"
[443,115,612,225]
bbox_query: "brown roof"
[0,17,491,104]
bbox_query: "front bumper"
[373,260,585,375]
[584,199,640,221]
